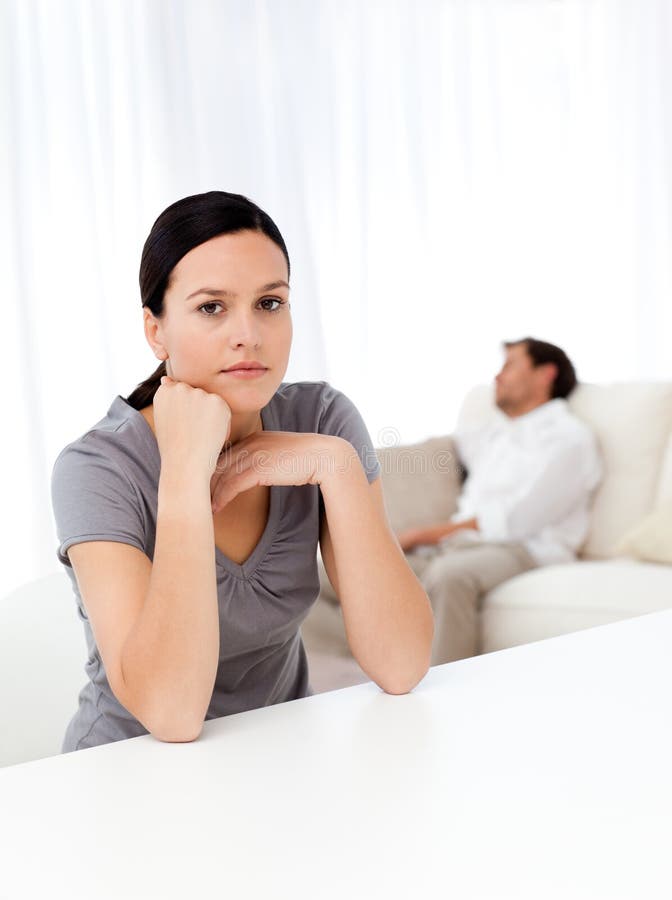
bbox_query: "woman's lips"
[220,368,268,379]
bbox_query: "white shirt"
[448,398,603,565]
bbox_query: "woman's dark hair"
[125,190,291,411]
[503,337,578,399]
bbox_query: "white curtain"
[2,0,671,597]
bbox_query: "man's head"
[495,337,577,417]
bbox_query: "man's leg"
[312,547,438,653]
[415,538,537,666]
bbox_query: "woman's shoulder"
[269,379,340,428]
[271,379,332,402]
[50,397,152,568]
[51,395,156,489]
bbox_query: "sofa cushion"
[614,502,672,565]
[375,436,465,533]
[480,560,672,653]
[654,433,672,506]
[568,384,672,559]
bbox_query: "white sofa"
[300,382,672,690]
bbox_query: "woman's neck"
[227,410,264,445]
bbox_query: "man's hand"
[397,518,479,552]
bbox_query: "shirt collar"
[497,398,568,430]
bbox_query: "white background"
[2,0,672,596]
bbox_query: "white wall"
[2,0,672,595]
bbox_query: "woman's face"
[145,229,292,414]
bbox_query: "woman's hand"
[210,433,349,512]
[153,375,233,480]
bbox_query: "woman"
[51,190,433,752]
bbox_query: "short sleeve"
[317,383,381,484]
[50,440,147,568]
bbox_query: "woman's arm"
[119,466,219,740]
[318,440,434,694]
[209,430,435,694]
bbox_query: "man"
[396,337,603,666]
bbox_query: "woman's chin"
[218,386,275,412]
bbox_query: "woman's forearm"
[120,468,220,741]
[319,442,434,694]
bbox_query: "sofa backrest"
[375,437,466,534]
[455,382,672,560]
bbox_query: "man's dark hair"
[503,337,578,399]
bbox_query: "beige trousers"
[314,532,537,667]
[403,533,537,665]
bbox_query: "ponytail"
[124,360,167,411]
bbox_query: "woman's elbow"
[381,663,432,695]
[150,716,204,744]
[381,642,433,694]
[153,727,203,744]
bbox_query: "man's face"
[494,344,552,415]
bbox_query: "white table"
[1,610,671,900]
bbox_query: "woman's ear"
[143,308,169,364]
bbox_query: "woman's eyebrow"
[185,280,289,301]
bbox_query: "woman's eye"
[197,298,286,317]
[259,297,285,312]
[198,302,222,316]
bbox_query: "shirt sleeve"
[452,420,495,474]
[472,435,603,543]
[317,383,381,485]
[50,440,148,568]
[452,423,479,471]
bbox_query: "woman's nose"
[228,311,262,347]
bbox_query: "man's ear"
[541,362,558,394]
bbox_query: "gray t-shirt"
[51,380,381,752]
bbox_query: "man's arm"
[397,518,479,551]
[398,433,601,550]
[471,438,600,543]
